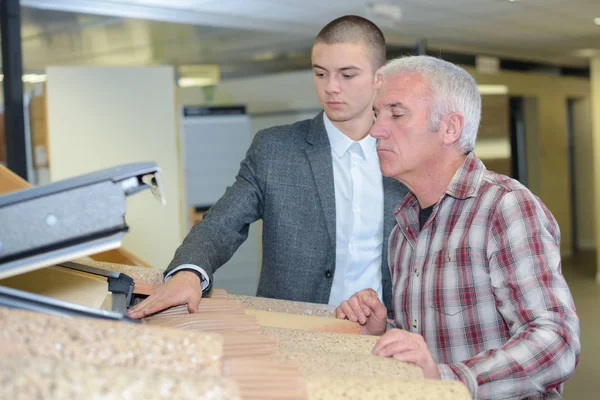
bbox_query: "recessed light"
[575,48,599,58]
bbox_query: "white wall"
[46,66,183,270]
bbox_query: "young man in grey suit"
[128,15,408,319]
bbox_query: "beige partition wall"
[465,67,590,257]
[591,58,600,281]
[45,66,183,270]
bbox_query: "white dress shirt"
[323,113,384,306]
[166,113,385,306]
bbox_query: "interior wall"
[45,66,183,271]
[465,67,590,257]
[572,96,595,250]
[523,98,542,197]
[590,57,600,281]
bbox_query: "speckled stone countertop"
[0,306,222,375]
[306,377,471,399]
[73,257,164,286]
[280,349,424,380]
[228,294,336,318]
[261,326,379,354]
[0,354,241,400]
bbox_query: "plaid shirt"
[389,153,580,399]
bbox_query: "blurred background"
[0,1,598,397]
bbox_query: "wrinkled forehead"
[375,73,432,109]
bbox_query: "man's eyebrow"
[311,64,361,72]
[386,102,409,110]
[339,66,361,71]
[373,102,410,112]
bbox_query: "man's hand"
[372,328,440,379]
[127,271,203,319]
[335,289,387,336]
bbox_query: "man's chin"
[324,110,351,122]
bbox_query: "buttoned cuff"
[438,363,477,398]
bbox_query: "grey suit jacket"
[165,112,408,310]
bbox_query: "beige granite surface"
[262,326,379,354]
[0,306,223,375]
[306,377,471,400]
[280,349,424,380]
[0,354,241,400]
[73,257,164,286]
[228,294,336,318]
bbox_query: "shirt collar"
[394,152,486,216]
[323,113,377,160]
[444,152,487,200]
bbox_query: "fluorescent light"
[22,74,47,83]
[0,73,46,83]
[367,3,402,22]
[575,48,599,57]
[477,85,508,95]
[251,51,277,62]
[178,77,218,87]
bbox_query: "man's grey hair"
[380,55,481,153]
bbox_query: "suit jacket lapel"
[305,112,336,251]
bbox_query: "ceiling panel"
[10,0,600,74]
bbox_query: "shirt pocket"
[428,247,489,316]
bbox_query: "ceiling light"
[477,85,509,95]
[22,74,47,83]
[178,77,218,88]
[575,48,599,58]
[0,74,47,83]
[367,3,402,22]
[251,51,277,62]
[595,17,600,25]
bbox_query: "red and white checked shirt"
[389,153,580,399]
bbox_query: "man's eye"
[343,74,355,79]
[392,114,404,119]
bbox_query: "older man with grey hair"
[336,55,579,399]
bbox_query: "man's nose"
[370,117,386,139]
[325,77,340,93]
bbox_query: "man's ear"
[443,112,464,146]
[374,67,384,89]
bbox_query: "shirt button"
[325,270,332,279]
[412,319,418,329]
[414,268,421,277]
